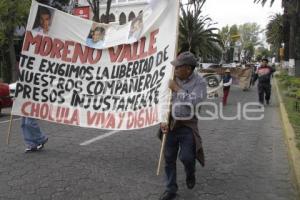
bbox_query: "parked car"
[0,83,13,114]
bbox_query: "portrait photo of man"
[32,6,54,35]
[128,12,143,42]
[86,24,106,49]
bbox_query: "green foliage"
[266,14,283,48]
[253,0,276,7]
[266,13,283,58]
[218,25,240,62]
[178,0,223,61]
[238,23,262,60]
[0,0,31,45]
[296,90,300,99]
[0,0,31,82]
[255,46,271,61]
[219,25,239,48]
[278,73,300,98]
[278,73,300,150]
[219,23,262,62]
[290,78,300,88]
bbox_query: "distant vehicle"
[0,83,13,114]
[222,63,239,68]
[198,63,220,69]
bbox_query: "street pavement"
[0,85,298,200]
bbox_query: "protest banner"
[200,66,254,89]
[11,0,178,130]
[72,6,90,19]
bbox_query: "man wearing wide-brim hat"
[159,51,207,200]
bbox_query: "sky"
[201,0,283,30]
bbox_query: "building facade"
[74,0,148,24]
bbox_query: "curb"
[274,78,300,199]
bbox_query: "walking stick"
[156,0,180,176]
[6,113,14,145]
[156,133,167,175]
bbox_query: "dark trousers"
[223,87,230,105]
[164,126,196,193]
[258,83,271,104]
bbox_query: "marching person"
[253,58,276,105]
[159,51,207,200]
[250,64,258,87]
[222,69,232,106]
[21,117,48,153]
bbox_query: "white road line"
[80,130,120,146]
[0,118,21,124]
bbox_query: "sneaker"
[159,191,176,200]
[266,100,270,105]
[25,146,38,153]
[37,138,48,150]
[186,174,196,189]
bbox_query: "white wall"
[76,0,148,24]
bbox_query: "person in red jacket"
[253,58,276,105]
[222,69,232,106]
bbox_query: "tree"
[255,46,271,61]
[266,13,284,60]
[87,0,112,23]
[51,0,71,12]
[0,0,31,82]
[179,0,223,62]
[0,0,72,82]
[87,0,100,22]
[219,25,241,63]
[254,0,300,76]
[253,0,275,6]
[238,23,262,61]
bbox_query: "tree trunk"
[105,0,112,24]
[93,1,100,22]
[87,0,100,22]
[288,13,296,75]
[0,48,11,83]
[282,4,290,70]
[8,36,17,83]
[294,0,300,76]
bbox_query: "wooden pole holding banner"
[156,0,181,176]
[6,113,14,145]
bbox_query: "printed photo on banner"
[128,12,143,42]
[32,5,54,35]
[86,23,107,48]
[12,0,178,130]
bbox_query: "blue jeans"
[164,126,196,193]
[21,117,47,148]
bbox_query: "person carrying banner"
[159,51,207,200]
[21,117,48,153]
[253,58,275,105]
[222,69,232,106]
